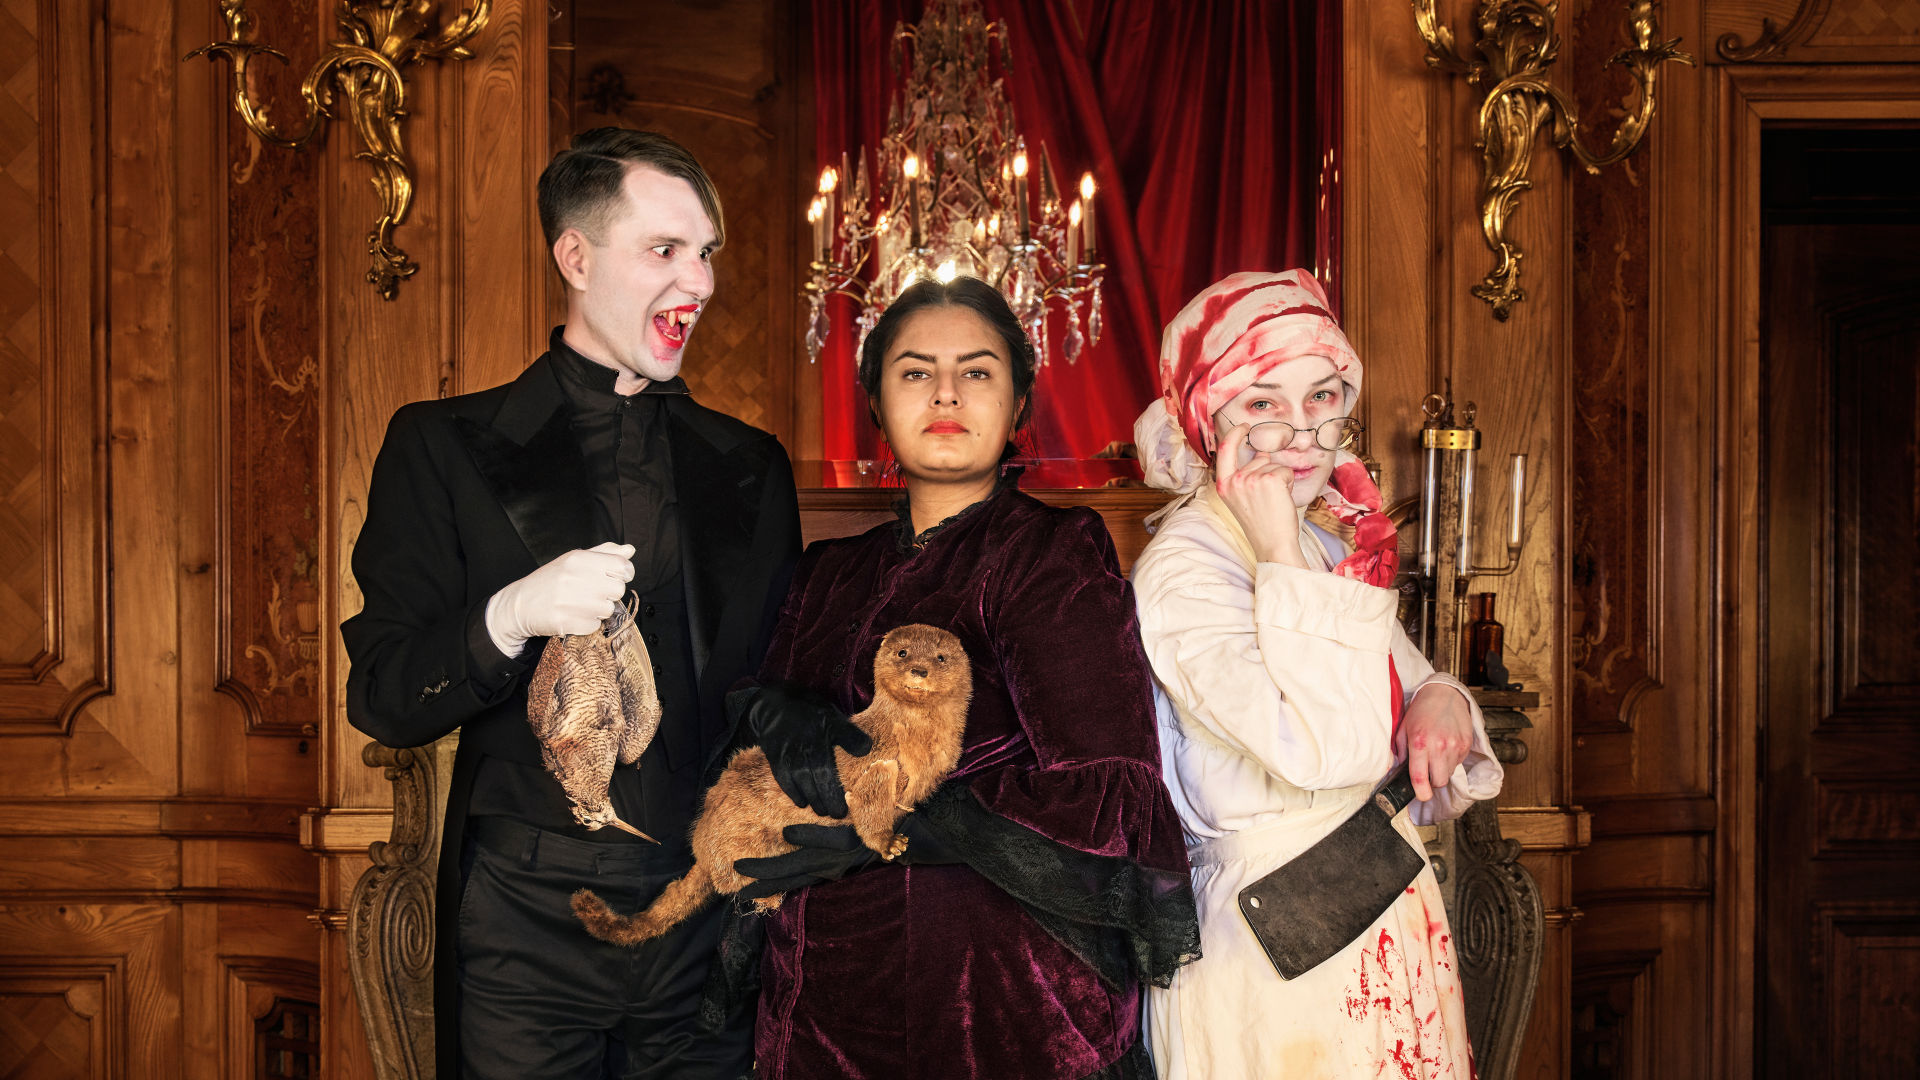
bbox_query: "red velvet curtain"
[811,0,1338,465]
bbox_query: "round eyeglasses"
[1246,416,1364,453]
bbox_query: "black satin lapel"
[454,408,598,567]
[670,416,763,684]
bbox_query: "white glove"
[484,542,635,657]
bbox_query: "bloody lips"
[653,304,700,351]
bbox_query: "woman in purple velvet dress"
[729,277,1200,1079]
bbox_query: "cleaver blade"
[1236,766,1425,980]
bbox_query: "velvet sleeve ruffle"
[972,508,1188,867]
[956,507,1200,987]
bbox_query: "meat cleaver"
[1237,765,1424,979]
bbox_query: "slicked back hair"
[537,127,724,252]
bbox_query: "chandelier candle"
[1079,173,1097,261]
[821,166,838,248]
[903,154,923,249]
[801,0,1105,366]
[1013,141,1030,242]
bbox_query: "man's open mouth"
[654,306,699,347]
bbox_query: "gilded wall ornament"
[1411,1,1692,319]
[190,1,493,299]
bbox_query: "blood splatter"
[1386,1038,1419,1080]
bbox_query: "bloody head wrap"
[1135,270,1397,591]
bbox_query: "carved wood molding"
[0,0,110,737]
[1452,799,1546,1080]
[1571,949,1658,1079]
[0,957,127,1079]
[221,956,321,1080]
[0,797,305,840]
[346,738,456,1080]
[1716,0,1834,61]
[1712,0,1920,63]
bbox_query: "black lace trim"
[891,466,1026,553]
[916,784,1202,992]
[698,902,766,1031]
[698,781,1202,1027]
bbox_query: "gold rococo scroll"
[190,0,493,299]
[1411,1,1692,320]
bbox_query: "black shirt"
[467,329,703,847]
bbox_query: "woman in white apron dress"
[1131,271,1504,1080]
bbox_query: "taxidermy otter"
[526,598,663,842]
[572,624,972,946]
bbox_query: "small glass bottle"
[1466,592,1504,686]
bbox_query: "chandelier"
[803,0,1104,369]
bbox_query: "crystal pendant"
[1062,319,1085,365]
[1088,287,1104,345]
[1006,262,1034,315]
[805,297,829,363]
[1028,313,1047,368]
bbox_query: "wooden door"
[1760,207,1920,1078]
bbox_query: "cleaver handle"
[1373,765,1417,817]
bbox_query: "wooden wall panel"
[0,0,339,1074]
[0,961,124,1079]
[1567,0,1658,748]
[0,0,108,736]
[1341,0,1439,501]
[0,904,178,1079]
[1541,8,1920,1079]
[1819,903,1920,1077]
[565,0,805,446]
[1563,2,1720,1076]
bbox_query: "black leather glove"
[733,824,877,902]
[730,811,970,903]
[729,682,873,818]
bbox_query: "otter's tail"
[572,862,715,946]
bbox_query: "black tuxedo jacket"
[340,353,799,1075]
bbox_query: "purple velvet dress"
[751,485,1198,1079]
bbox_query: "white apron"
[1134,486,1500,1080]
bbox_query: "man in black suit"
[342,129,853,1079]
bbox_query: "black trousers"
[457,817,753,1080]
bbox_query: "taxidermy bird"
[572,624,973,945]
[525,597,663,842]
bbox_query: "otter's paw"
[752,894,784,913]
[881,833,909,862]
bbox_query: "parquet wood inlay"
[0,0,44,666]
[0,0,107,735]
[217,0,324,736]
